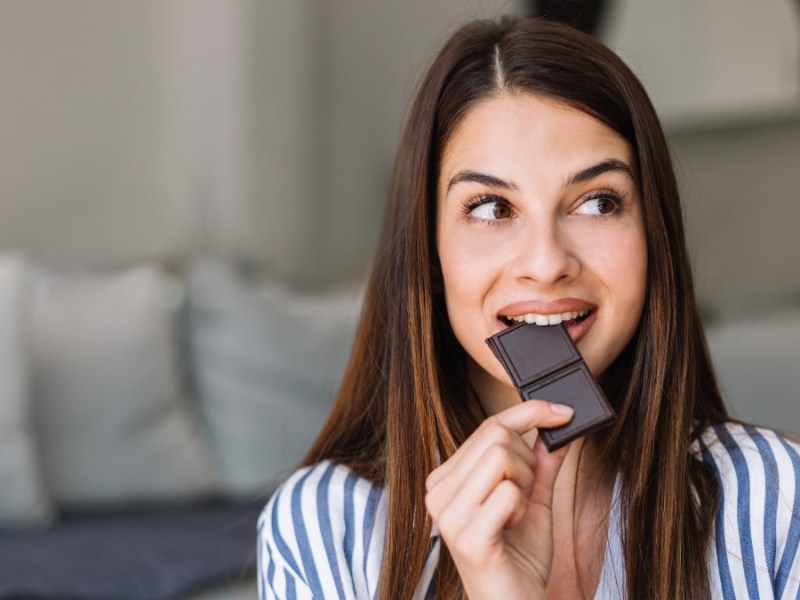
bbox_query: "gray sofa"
[0,256,362,599]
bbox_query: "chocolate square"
[486,322,615,451]
[487,323,579,387]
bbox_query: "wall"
[306,0,522,283]
[599,0,800,311]
[0,0,522,285]
[0,1,203,268]
[602,0,799,127]
[0,1,797,300]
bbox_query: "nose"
[507,218,579,285]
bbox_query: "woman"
[258,17,800,599]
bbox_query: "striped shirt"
[258,422,800,598]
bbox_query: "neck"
[547,436,614,599]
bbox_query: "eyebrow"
[446,170,518,192]
[566,158,636,186]
[445,158,636,194]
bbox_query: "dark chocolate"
[486,322,615,451]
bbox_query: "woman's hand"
[425,400,574,600]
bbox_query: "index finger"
[488,399,574,435]
[426,400,574,491]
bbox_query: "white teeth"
[505,309,590,326]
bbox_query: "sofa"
[0,255,362,600]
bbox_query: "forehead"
[439,92,634,182]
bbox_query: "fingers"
[528,435,570,511]
[489,399,575,434]
[424,400,574,592]
[426,400,573,492]
[425,400,574,533]
[426,439,536,524]
[426,418,535,499]
[445,480,525,558]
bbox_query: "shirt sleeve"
[256,461,387,599]
[257,471,314,600]
[697,423,800,599]
[766,429,800,599]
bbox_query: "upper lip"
[497,298,597,319]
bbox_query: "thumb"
[528,437,570,511]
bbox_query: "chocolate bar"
[486,322,615,451]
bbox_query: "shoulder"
[692,421,800,517]
[257,461,387,598]
[693,421,800,488]
[259,461,387,541]
[693,422,800,597]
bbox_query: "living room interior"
[0,1,797,598]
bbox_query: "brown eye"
[575,193,622,216]
[595,198,616,215]
[468,197,514,222]
[492,203,512,219]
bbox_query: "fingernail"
[550,403,574,416]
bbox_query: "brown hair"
[304,17,728,599]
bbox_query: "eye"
[465,196,513,222]
[574,192,622,216]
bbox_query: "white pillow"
[30,264,218,507]
[186,260,363,496]
[0,253,54,527]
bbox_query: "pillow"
[29,264,218,507]
[186,260,363,497]
[0,253,54,527]
[706,308,800,436]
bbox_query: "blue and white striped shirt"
[258,423,800,598]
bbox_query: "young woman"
[258,17,800,599]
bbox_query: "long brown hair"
[304,17,728,599]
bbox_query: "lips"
[496,298,598,342]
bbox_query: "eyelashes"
[575,188,628,216]
[462,195,513,224]
[461,187,628,224]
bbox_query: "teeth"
[505,309,590,326]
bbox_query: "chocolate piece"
[486,322,615,451]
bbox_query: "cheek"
[621,228,648,305]
[578,221,647,316]
[439,249,484,324]
[603,227,648,332]
[438,229,498,303]
[437,229,507,368]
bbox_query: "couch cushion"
[0,253,54,528]
[186,260,362,496]
[30,264,218,507]
[0,501,260,600]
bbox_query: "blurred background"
[0,1,797,599]
[2,0,797,287]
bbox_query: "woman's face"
[436,93,647,406]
